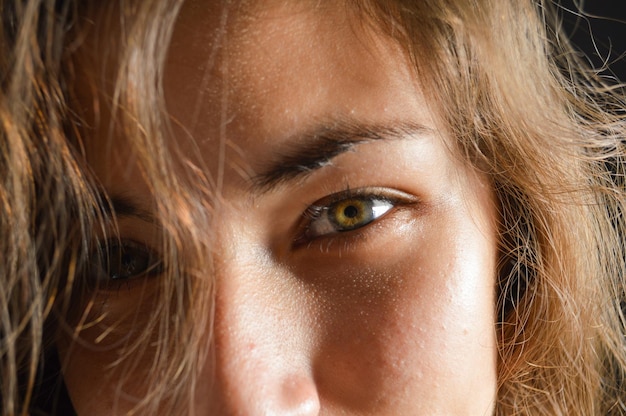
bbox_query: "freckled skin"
[61,1,499,415]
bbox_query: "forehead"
[165,1,433,148]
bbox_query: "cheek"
[58,285,162,415]
[307,212,497,412]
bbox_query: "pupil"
[122,253,134,268]
[343,205,359,218]
[119,251,145,277]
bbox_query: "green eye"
[328,198,387,231]
[98,240,163,281]
[303,193,395,239]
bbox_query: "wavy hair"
[1,0,624,414]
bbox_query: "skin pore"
[61,1,499,414]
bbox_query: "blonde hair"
[1,0,625,414]
[0,1,99,414]
[354,1,626,413]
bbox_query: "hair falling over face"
[1,0,625,415]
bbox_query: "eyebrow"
[104,194,156,224]
[250,120,431,193]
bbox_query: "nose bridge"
[200,224,320,415]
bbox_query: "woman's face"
[62,1,498,414]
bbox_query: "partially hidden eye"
[96,240,163,281]
[300,189,402,241]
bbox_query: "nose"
[197,243,321,415]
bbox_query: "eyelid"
[294,186,419,246]
[310,187,418,207]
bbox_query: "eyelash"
[295,187,417,247]
[92,239,164,286]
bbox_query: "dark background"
[560,0,626,83]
